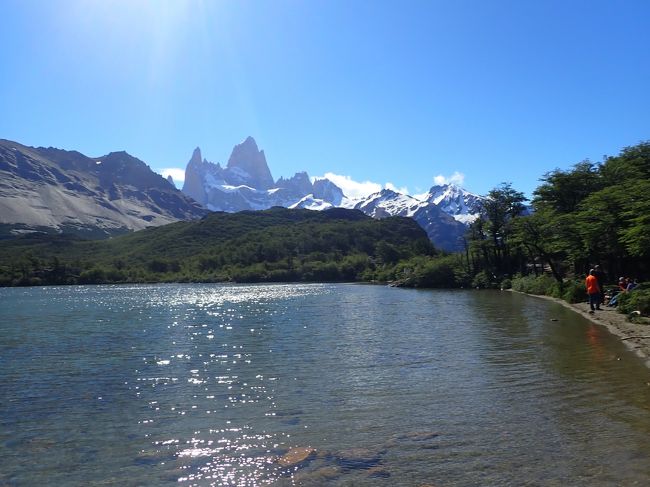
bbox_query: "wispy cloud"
[433,171,465,186]
[319,172,382,199]
[160,168,185,187]
[384,182,410,195]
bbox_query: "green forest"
[1,141,649,314]
[0,207,436,286]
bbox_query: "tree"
[474,183,527,277]
[533,161,602,214]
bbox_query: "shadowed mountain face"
[0,139,207,238]
[351,189,468,251]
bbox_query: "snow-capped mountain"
[180,137,485,251]
[424,184,483,224]
[289,195,334,211]
[352,189,423,218]
[181,137,342,212]
[350,188,468,251]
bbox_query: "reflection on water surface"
[1,284,650,486]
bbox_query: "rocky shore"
[517,291,650,368]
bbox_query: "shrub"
[618,286,650,316]
[500,278,512,290]
[415,258,457,288]
[472,270,498,289]
[562,280,587,303]
[78,267,107,284]
[511,274,559,296]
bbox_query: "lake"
[1,283,650,486]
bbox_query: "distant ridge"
[0,139,207,238]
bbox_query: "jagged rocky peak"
[178,137,345,213]
[226,136,274,189]
[167,175,175,186]
[313,178,344,206]
[425,182,483,224]
[182,147,211,205]
[276,171,313,195]
[189,147,202,165]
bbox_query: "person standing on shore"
[586,269,602,313]
[593,265,606,304]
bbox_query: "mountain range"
[182,137,344,212]
[0,136,484,250]
[0,139,206,238]
[180,136,483,250]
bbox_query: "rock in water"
[277,447,316,467]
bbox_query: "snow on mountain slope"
[353,189,425,218]
[425,183,483,223]
[289,195,334,211]
[182,137,345,213]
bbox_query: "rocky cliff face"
[181,147,208,205]
[313,178,344,206]
[226,136,275,189]
[0,139,207,238]
[181,137,344,212]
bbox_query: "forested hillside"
[0,207,435,285]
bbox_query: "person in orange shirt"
[586,269,601,313]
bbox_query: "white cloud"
[320,172,382,199]
[384,182,410,195]
[159,168,186,187]
[433,171,465,186]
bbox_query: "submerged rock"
[367,466,391,478]
[397,431,440,441]
[333,447,383,470]
[277,447,316,467]
[293,465,342,485]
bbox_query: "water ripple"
[2,284,650,486]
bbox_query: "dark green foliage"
[562,280,586,304]
[472,271,498,289]
[511,275,561,297]
[617,284,650,316]
[497,141,650,315]
[521,142,650,280]
[0,207,437,286]
[464,182,528,285]
[390,255,470,288]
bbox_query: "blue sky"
[2,0,649,199]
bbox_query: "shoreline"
[514,290,650,369]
